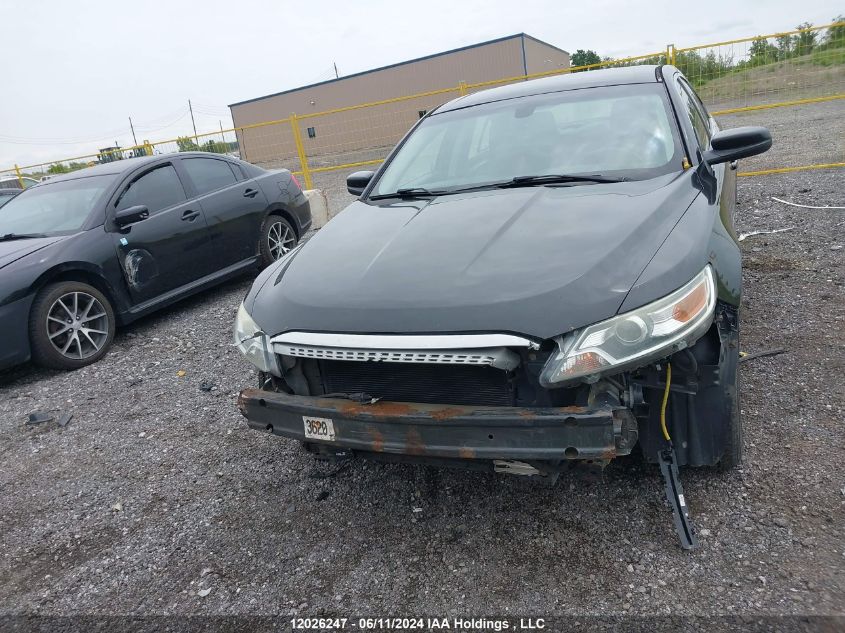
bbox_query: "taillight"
[291,174,301,189]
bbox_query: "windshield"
[0,175,113,236]
[372,83,682,196]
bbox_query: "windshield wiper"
[369,187,446,200]
[498,174,624,188]
[0,232,48,242]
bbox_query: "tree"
[201,139,228,154]
[749,37,778,65]
[776,34,794,60]
[795,22,817,55]
[177,136,199,152]
[826,15,845,47]
[571,49,602,69]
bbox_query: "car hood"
[0,235,68,270]
[250,172,702,341]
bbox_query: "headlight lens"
[233,303,280,375]
[540,266,716,386]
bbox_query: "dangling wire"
[660,362,672,442]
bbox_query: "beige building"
[229,34,569,167]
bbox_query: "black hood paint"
[249,173,701,341]
[0,235,68,270]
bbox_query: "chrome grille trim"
[270,331,538,350]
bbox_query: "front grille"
[280,345,497,366]
[318,359,514,406]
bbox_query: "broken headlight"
[540,265,716,386]
[233,303,280,375]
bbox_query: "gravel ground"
[1,106,844,624]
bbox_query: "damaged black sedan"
[0,153,309,370]
[235,66,770,544]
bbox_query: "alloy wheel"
[45,291,110,360]
[268,221,296,260]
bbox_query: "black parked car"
[0,152,310,370]
[236,66,770,484]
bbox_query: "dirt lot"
[1,103,843,625]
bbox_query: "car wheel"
[719,344,743,470]
[29,281,116,370]
[259,215,297,267]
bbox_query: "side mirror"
[347,171,375,196]
[702,126,771,166]
[114,205,149,227]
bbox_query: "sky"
[0,0,838,169]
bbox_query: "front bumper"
[238,388,638,463]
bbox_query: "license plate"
[303,416,335,441]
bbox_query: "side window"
[181,158,238,195]
[676,77,710,149]
[116,164,186,214]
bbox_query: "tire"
[259,215,297,268]
[29,281,116,370]
[719,342,743,470]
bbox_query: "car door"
[176,156,268,269]
[108,161,214,305]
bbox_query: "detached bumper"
[237,388,638,462]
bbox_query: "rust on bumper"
[238,388,638,462]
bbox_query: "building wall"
[231,36,569,167]
[522,36,571,76]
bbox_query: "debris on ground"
[738,227,795,241]
[771,196,845,210]
[57,413,73,427]
[197,588,212,598]
[26,412,53,425]
[308,460,352,480]
[111,502,123,512]
[315,490,331,501]
[739,348,788,363]
[199,382,214,392]
[176,370,186,377]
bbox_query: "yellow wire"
[660,362,672,442]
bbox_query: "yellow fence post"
[14,164,24,188]
[458,81,467,96]
[143,140,153,156]
[289,113,313,190]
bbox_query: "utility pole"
[219,120,225,144]
[188,99,198,146]
[333,62,339,78]
[128,117,138,146]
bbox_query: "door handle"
[182,209,201,221]
[243,188,258,198]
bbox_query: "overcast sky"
[0,0,837,169]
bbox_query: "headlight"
[233,303,280,375]
[540,266,716,386]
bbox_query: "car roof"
[437,65,662,113]
[33,152,241,185]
